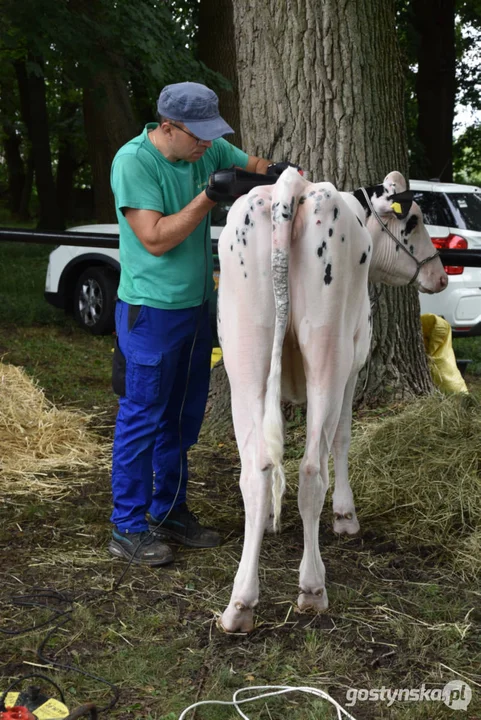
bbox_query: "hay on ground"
[0,362,110,496]
[348,392,481,579]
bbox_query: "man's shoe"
[148,503,221,548]
[108,528,174,566]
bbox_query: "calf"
[217,168,447,633]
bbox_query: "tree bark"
[197,0,242,146]
[207,0,434,426]
[2,120,26,218]
[412,0,456,182]
[82,70,138,223]
[15,56,64,229]
[233,0,408,186]
[205,359,235,439]
[19,151,34,220]
[354,285,434,406]
[56,99,80,223]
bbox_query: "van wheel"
[73,266,118,335]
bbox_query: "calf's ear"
[383,170,407,194]
[381,171,412,218]
[388,190,413,219]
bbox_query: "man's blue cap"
[157,82,234,141]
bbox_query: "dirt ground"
[1,427,480,719]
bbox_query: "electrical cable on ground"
[178,685,359,720]
[0,673,66,709]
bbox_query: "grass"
[0,240,480,719]
[453,336,481,375]
[0,241,63,327]
[0,240,115,407]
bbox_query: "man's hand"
[205,184,229,203]
[267,161,303,177]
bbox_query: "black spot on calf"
[324,263,333,285]
[245,214,250,225]
[357,216,363,227]
[328,227,334,237]
[333,206,339,220]
[317,240,327,258]
[360,252,367,264]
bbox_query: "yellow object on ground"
[211,346,223,368]
[421,313,468,393]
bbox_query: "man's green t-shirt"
[110,123,249,309]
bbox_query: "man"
[109,81,272,566]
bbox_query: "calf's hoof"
[219,602,255,633]
[265,514,275,534]
[333,511,360,536]
[297,587,329,613]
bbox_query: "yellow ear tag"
[391,201,402,214]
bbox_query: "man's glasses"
[169,122,209,146]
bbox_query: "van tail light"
[431,234,467,274]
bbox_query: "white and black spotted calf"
[217,168,447,633]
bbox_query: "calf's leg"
[220,388,271,633]
[331,373,360,535]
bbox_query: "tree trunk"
[19,151,34,220]
[56,99,80,223]
[197,0,242,146]
[205,359,235,439]
[233,0,409,185]
[2,120,26,218]
[354,285,434,406]
[412,0,456,182]
[15,56,64,229]
[83,70,138,223]
[207,0,434,426]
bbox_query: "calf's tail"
[263,168,305,531]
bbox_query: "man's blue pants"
[111,299,212,533]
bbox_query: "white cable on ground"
[178,684,358,720]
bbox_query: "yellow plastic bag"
[421,313,468,394]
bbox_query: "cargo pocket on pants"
[126,350,163,405]
[112,337,126,396]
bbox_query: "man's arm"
[125,153,271,256]
[244,155,271,174]
[124,191,216,257]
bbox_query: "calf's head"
[354,171,448,294]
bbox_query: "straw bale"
[0,362,110,496]
[348,392,481,578]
